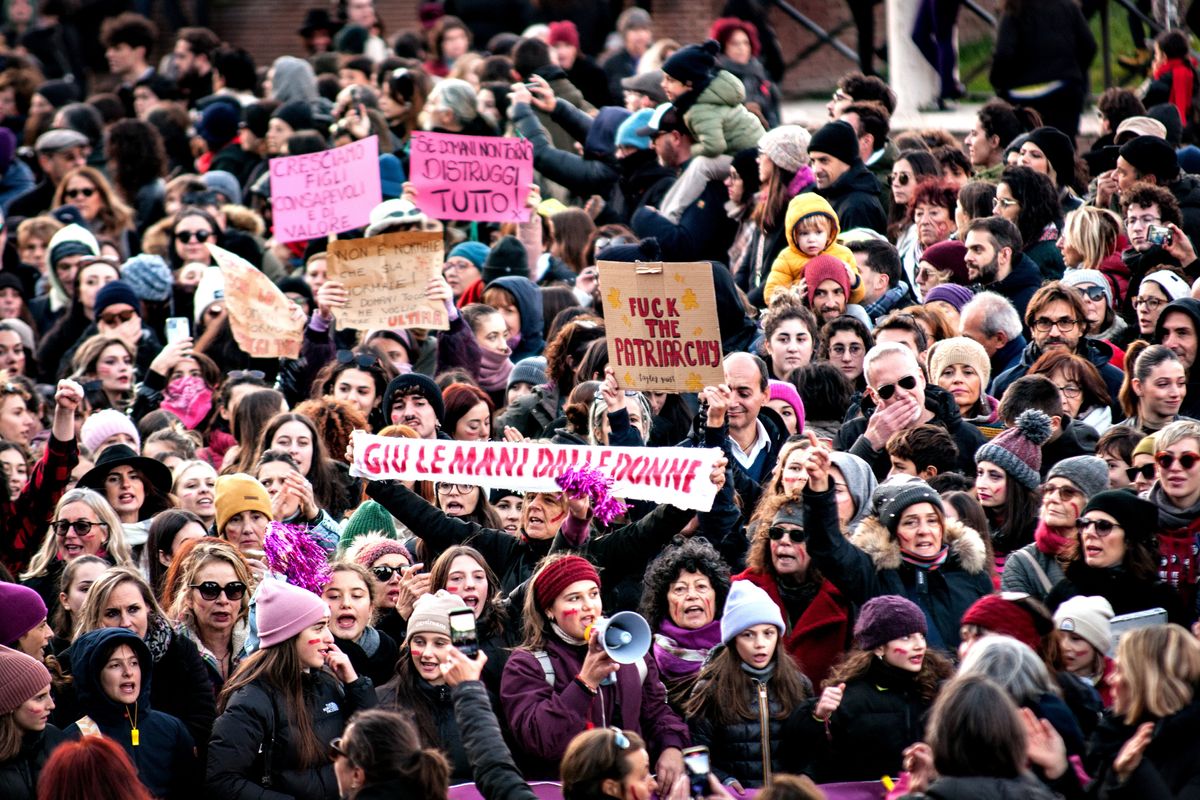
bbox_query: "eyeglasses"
[1042,483,1082,500]
[100,309,136,326]
[768,525,807,542]
[371,565,404,581]
[190,581,247,601]
[176,229,212,244]
[830,343,863,357]
[228,369,265,381]
[1155,450,1200,471]
[1125,215,1161,228]
[1133,296,1165,311]
[992,196,1019,209]
[1054,383,1082,399]
[1075,518,1122,536]
[890,172,911,187]
[1074,285,1107,303]
[329,736,347,761]
[1125,463,1156,481]
[873,374,918,401]
[336,350,379,369]
[1032,316,1079,332]
[609,727,630,750]
[437,483,474,494]
[65,187,96,200]
[52,519,108,537]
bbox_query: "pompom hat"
[975,409,1053,490]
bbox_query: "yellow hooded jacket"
[763,193,863,305]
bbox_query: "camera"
[1148,224,1173,247]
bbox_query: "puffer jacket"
[511,100,622,199]
[991,337,1125,402]
[205,669,376,799]
[377,675,471,782]
[907,775,1062,800]
[0,726,66,800]
[681,70,766,158]
[762,192,863,305]
[688,671,799,788]
[803,484,993,650]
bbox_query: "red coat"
[733,568,851,686]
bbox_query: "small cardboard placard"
[209,244,305,358]
[326,231,449,331]
[409,131,533,222]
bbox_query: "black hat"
[383,374,444,424]
[0,271,25,299]
[244,101,277,139]
[1147,103,1184,147]
[481,236,528,285]
[662,40,720,86]
[808,120,861,166]
[271,100,314,133]
[1119,135,1180,183]
[299,8,339,37]
[1026,126,1075,187]
[196,101,241,148]
[635,105,688,139]
[76,444,174,497]
[1083,490,1158,541]
[731,147,762,196]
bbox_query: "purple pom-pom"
[264,521,331,594]
[556,465,629,526]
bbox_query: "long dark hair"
[340,709,449,800]
[984,473,1041,555]
[999,166,1062,250]
[428,545,506,638]
[825,648,953,702]
[376,649,444,748]
[145,509,203,594]
[106,119,166,202]
[684,638,811,725]
[256,412,344,517]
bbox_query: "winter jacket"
[0,159,35,212]
[632,174,737,262]
[762,193,863,305]
[1089,697,1200,799]
[720,56,781,128]
[680,70,766,159]
[834,385,987,480]
[813,163,887,235]
[205,669,376,799]
[0,726,66,800]
[733,568,851,686]
[610,149,674,224]
[488,276,545,363]
[793,658,932,783]
[989,0,1095,95]
[63,628,198,800]
[983,252,1043,322]
[511,100,621,199]
[987,335,1027,395]
[909,775,1063,800]
[1025,239,1066,282]
[804,484,993,650]
[495,381,562,440]
[500,636,689,778]
[1000,541,1066,601]
[1151,481,1200,614]
[689,673,798,788]
[1045,559,1190,626]
[1168,175,1200,251]
[1040,419,1101,479]
[531,66,596,156]
[337,628,399,688]
[991,338,1125,402]
[377,676,471,782]
[452,680,538,800]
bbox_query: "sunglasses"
[336,350,379,369]
[190,581,247,601]
[1155,451,1200,471]
[1125,463,1156,481]
[51,519,108,537]
[65,187,96,200]
[768,525,807,542]
[176,230,212,244]
[890,173,911,187]
[228,369,265,381]
[873,374,918,401]
[1074,285,1107,302]
[1075,518,1121,536]
[371,565,405,581]
[100,309,136,326]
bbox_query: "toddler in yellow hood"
[763,194,862,305]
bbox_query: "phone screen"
[448,608,479,657]
[166,317,190,345]
[682,746,709,798]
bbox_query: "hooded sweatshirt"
[1155,298,1200,418]
[763,193,861,304]
[487,275,545,363]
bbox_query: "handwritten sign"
[269,135,382,243]
[209,244,305,358]
[326,231,449,331]
[350,432,723,512]
[409,131,533,222]
[597,261,724,392]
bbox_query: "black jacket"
[984,252,1043,323]
[632,174,737,262]
[1170,175,1200,252]
[378,677,471,782]
[512,100,620,199]
[689,676,799,788]
[610,149,674,225]
[0,726,66,800]
[1046,559,1190,626]
[337,629,399,688]
[916,775,1062,800]
[206,670,376,800]
[991,337,1125,402]
[813,163,887,235]
[1040,419,1100,477]
[452,680,538,800]
[834,385,986,480]
[1088,698,1200,799]
[990,0,1095,93]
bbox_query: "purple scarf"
[652,618,722,682]
[476,347,513,392]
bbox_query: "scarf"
[740,660,775,680]
[552,621,587,647]
[356,625,381,658]
[145,614,173,662]
[1154,57,1196,126]
[161,375,213,429]
[1034,520,1074,557]
[900,544,950,571]
[652,619,722,682]
[476,347,514,392]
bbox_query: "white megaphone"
[585,611,652,665]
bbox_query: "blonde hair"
[171,459,218,493]
[168,539,254,627]
[53,166,134,243]
[1061,206,1121,269]
[1114,624,1200,723]
[73,566,166,640]
[21,489,132,580]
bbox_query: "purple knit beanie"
[0,583,47,646]
[854,595,927,650]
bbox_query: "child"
[661,39,767,159]
[1053,595,1116,708]
[763,194,862,304]
[886,424,959,481]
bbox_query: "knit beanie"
[1148,104,1182,146]
[808,120,861,166]
[547,20,580,48]
[214,473,272,534]
[873,477,944,535]
[961,594,1043,651]
[352,537,409,570]
[256,578,329,649]
[616,108,654,150]
[481,236,529,285]
[533,555,601,611]
[720,580,785,644]
[1060,269,1113,308]
[854,595,926,650]
[805,255,851,305]
[334,23,368,54]
[731,147,763,196]
[47,223,99,266]
[196,101,240,149]
[767,380,805,432]
[383,373,445,424]
[974,409,1053,490]
[1054,595,1114,655]
[1142,270,1191,302]
[662,39,719,86]
[928,336,991,392]
[0,273,24,300]
[340,500,397,545]
[1026,127,1075,186]
[193,266,225,324]
[121,254,173,302]
[771,501,805,528]
[923,285,973,314]
[508,355,547,389]
[0,583,47,646]
[448,241,490,270]
[93,281,141,318]
[80,408,141,454]
[1132,434,1158,459]
[758,124,812,173]
[204,170,243,206]
[1119,134,1180,182]
[1046,456,1109,500]
[1083,490,1159,542]
[272,99,315,133]
[919,240,970,284]
[0,646,51,715]
[405,589,468,644]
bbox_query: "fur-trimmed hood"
[849,514,989,575]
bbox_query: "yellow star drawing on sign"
[684,373,705,392]
[607,288,621,309]
[693,326,704,336]
[624,371,634,386]
[673,273,685,283]
[681,288,699,310]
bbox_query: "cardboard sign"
[209,244,305,358]
[597,261,724,392]
[409,131,533,222]
[349,431,724,512]
[326,231,449,331]
[269,135,382,243]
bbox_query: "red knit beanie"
[805,255,850,306]
[533,555,601,611]
[960,594,1042,651]
[547,21,579,49]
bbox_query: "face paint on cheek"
[892,647,907,655]
[307,639,323,645]
[561,609,578,617]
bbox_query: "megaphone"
[585,611,652,664]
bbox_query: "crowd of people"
[6,1,1200,799]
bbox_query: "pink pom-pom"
[264,521,331,594]
[556,465,629,526]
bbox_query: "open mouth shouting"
[335,612,359,633]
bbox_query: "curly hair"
[905,178,959,227]
[293,398,368,468]
[544,316,605,393]
[998,166,1062,252]
[761,290,820,344]
[637,536,731,631]
[105,119,167,203]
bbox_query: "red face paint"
[561,609,579,616]
[307,639,323,645]
[891,647,907,655]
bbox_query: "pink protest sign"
[409,131,533,222]
[269,135,382,243]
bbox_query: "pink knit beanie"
[0,646,51,714]
[256,579,329,649]
[80,409,141,454]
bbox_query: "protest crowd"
[12,0,1200,799]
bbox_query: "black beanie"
[482,236,529,284]
[808,120,861,166]
[383,374,444,424]
[1119,135,1180,183]
[272,100,314,133]
[731,147,762,197]
[662,39,720,86]
[598,237,661,263]
[1026,126,1075,187]
[1082,490,1158,542]
[245,102,277,139]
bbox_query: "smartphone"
[1148,224,1174,247]
[448,607,479,658]
[165,316,190,344]
[682,745,710,799]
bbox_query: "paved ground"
[779,99,1103,137]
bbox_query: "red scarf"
[1034,519,1074,557]
[1154,57,1197,126]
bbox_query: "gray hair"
[862,341,918,386]
[958,635,1060,706]
[426,79,478,126]
[961,292,1023,340]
